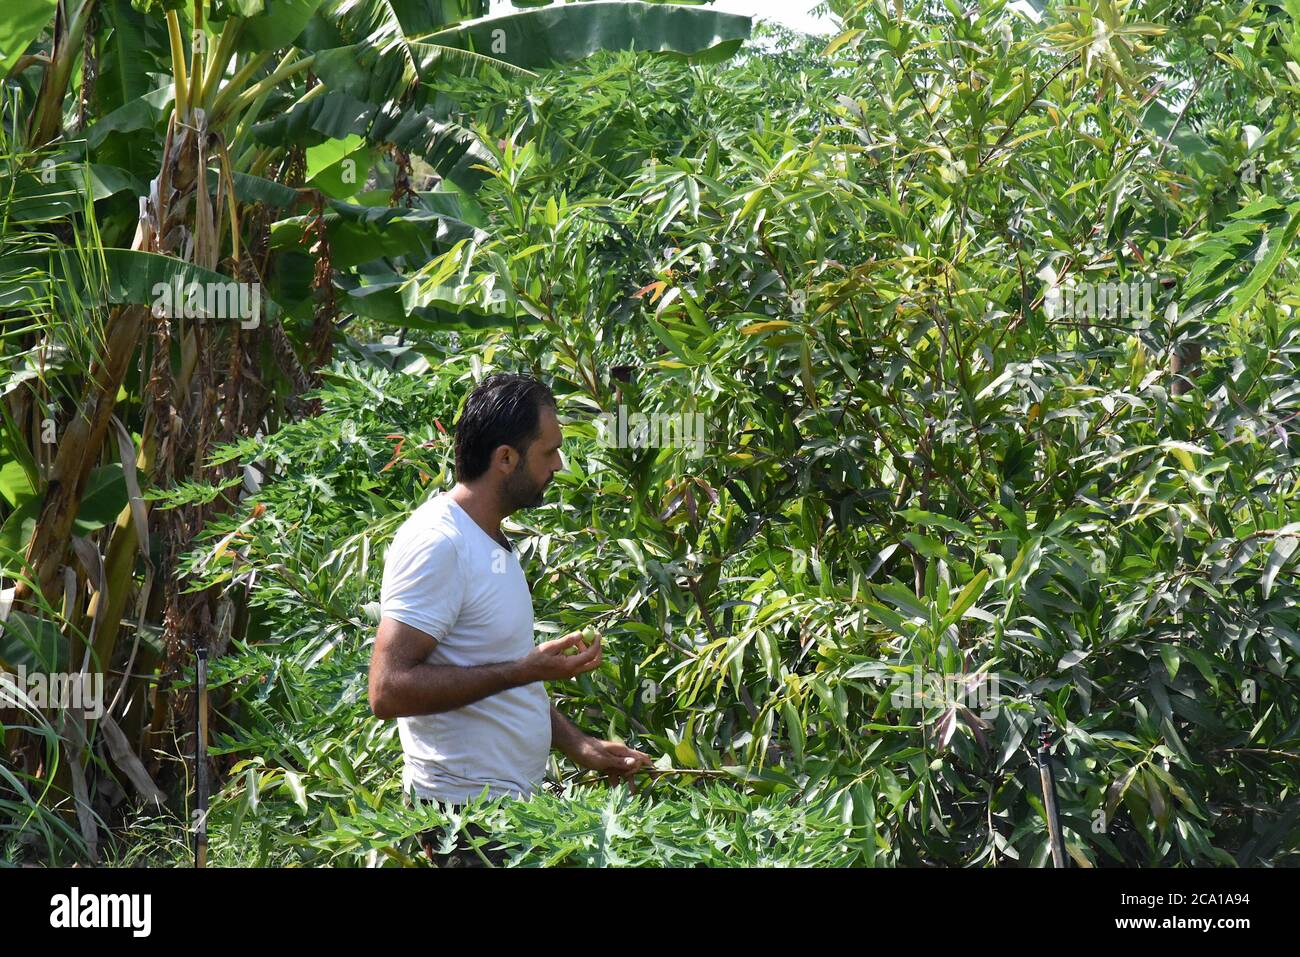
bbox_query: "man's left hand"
[572,737,654,790]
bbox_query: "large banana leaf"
[269,200,486,268]
[253,90,494,189]
[423,1,752,70]
[96,0,170,116]
[0,164,91,223]
[0,464,127,556]
[309,39,531,106]
[299,0,489,55]
[382,0,487,35]
[224,0,330,53]
[0,0,57,80]
[231,170,303,209]
[86,86,175,152]
[5,249,285,323]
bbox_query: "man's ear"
[491,443,518,474]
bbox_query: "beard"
[502,461,548,511]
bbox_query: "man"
[368,372,653,866]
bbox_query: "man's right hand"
[518,630,602,682]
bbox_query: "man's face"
[500,405,564,512]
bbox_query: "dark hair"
[453,373,557,482]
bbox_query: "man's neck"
[447,482,510,549]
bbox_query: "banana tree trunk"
[27,0,98,149]
[14,112,202,611]
[86,332,199,701]
[15,304,149,608]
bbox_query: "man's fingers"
[541,634,594,663]
[539,632,581,653]
[567,657,601,678]
[534,629,609,680]
[608,743,652,764]
[600,753,644,776]
[566,641,601,667]
[541,630,602,657]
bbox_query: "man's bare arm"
[549,701,655,785]
[368,617,602,720]
[550,703,588,761]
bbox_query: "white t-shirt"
[379,492,550,803]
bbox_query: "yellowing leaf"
[633,280,666,302]
[822,28,863,56]
[740,320,793,334]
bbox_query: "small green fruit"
[564,627,598,656]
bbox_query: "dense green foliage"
[168,1,1300,867]
[5,0,1300,867]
